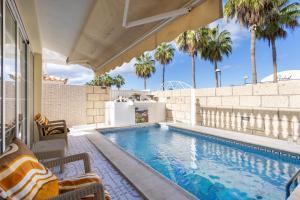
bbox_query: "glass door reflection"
[4,5,16,147]
[17,31,27,142]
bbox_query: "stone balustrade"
[152,81,300,141]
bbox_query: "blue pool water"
[101,125,300,200]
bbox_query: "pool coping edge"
[167,123,300,157]
[86,129,198,200]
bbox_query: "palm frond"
[256,0,299,43]
[134,53,156,79]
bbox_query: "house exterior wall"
[152,81,300,141]
[33,53,43,142]
[42,84,109,126]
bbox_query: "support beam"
[122,0,190,28]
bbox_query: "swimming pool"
[101,125,300,200]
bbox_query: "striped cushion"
[34,114,67,136]
[59,173,110,200]
[0,138,59,200]
[46,127,65,135]
[34,113,49,126]
[45,127,70,136]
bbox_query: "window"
[0,1,31,152]
[17,31,27,142]
[28,51,34,146]
[4,4,16,147]
[0,0,3,153]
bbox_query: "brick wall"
[152,89,191,124]
[152,81,300,141]
[86,86,110,124]
[42,84,109,126]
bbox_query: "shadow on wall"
[195,103,300,141]
[166,108,173,122]
[166,108,186,123]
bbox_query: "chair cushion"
[46,127,65,135]
[35,114,69,136]
[59,173,110,200]
[0,138,59,200]
[34,113,49,126]
[45,127,70,136]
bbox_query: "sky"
[44,0,300,90]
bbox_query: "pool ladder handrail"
[286,169,300,199]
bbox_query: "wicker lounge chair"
[0,137,109,200]
[34,114,69,145]
[43,153,106,200]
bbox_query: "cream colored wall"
[86,86,110,124]
[152,81,300,141]
[42,84,87,126]
[42,84,110,126]
[152,89,191,124]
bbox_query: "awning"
[67,0,223,75]
[15,0,222,74]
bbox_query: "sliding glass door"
[0,0,3,153]
[0,1,31,153]
[4,4,16,147]
[17,31,27,143]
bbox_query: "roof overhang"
[15,0,222,74]
[15,0,42,53]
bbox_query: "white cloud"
[44,63,94,85]
[108,48,158,76]
[109,58,136,76]
[42,48,94,85]
[209,18,249,46]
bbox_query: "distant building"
[43,74,68,84]
[261,70,300,82]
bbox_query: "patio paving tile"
[52,131,144,200]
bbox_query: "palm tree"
[175,30,199,88]
[86,73,114,87]
[113,75,125,90]
[154,43,175,90]
[101,73,114,87]
[197,27,210,57]
[204,26,232,87]
[134,53,156,90]
[86,75,103,86]
[86,79,97,86]
[225,0,273,84]
[256,0,300,82]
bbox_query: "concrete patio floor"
[52,128,144,200]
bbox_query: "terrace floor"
[49,123,300,200]
[52,128,144,200]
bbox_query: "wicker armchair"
[36,119,68,145]
[42,153,106,200]
[0,149,106,200]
